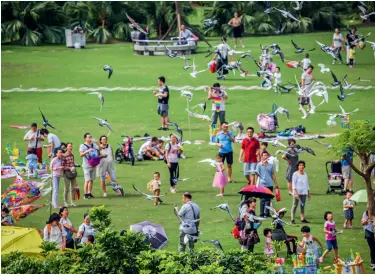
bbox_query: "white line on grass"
[1,85,373,93]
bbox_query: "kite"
[1,182,41,208]
[9,204,46,222]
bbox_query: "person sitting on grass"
[153,139,165,159]
[273,209,298,255]
[138,137,162,161]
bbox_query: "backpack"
[84,144,101,167]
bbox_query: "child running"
[212,154,227,197]
[343,191,355,229]
[320,211,342,263]
[263,228,274,257]
[147,172,163,206]
[299,226,323,266]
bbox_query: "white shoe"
[70,203,76,207]
[64,203,68,207]
[103,193,108,197]
[216,194,224,197]
[332,61,335,65]
[170,188,176,193]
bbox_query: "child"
[300,53,311,71]
[26,150,38,178]
[348,45,355,68]
[147,172,162,206]
[1,207,14,226]
[212,154,227,197]
[299,226,323,266]
[263,228,274,256]
[343,192,355,229]
[273,66,282,93]
[320,211,342,263]
[261,63,272,88]
[260,142,268,158]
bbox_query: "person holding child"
[148,172,162,206]
[320,211,342,263]
[212,154,227,197]
[343,191,355,229]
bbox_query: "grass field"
[2,27,375,271]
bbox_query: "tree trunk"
[161,17,177,40]
[175,1,181,42]
[364,177,375,231]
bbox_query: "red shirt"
[241,137,260,163]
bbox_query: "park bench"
[133,39,197,56]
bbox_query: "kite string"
[187,97,192,140]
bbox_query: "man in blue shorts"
[216,122,235,183]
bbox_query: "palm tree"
[1,1,67,46]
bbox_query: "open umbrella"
[238,184,275,199]
[351,189,367,203]
[130,221,168,250]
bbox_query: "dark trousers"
[260,186,273,217]
[169,162,179,187]
[217,58,228,75]
[286,235,298,254]
[349,58,354,66]
[366,232,375,264]
[247,244,254,252]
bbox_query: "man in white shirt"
[299,65,314,119]
[40,128,61,158]
[23,122,44,163]
[300,53,311,71]
[137,137,161,160]
[332,28,344,64]
[179,25,197,45]
[214,37,231,78]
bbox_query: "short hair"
[84,133,91,139]
[262,150,269,156]
[99,135,107,143]
[263,228,272,237]
[297,160,306,168]
[183,192,192,199]
[308,65,314,70]
[221,37,227,43]
[154,172,160,176]
[247,127,254,132]
[261,142,268,147]
[324,211,332,221]
[305,53,309,58]
[222,121,228,125]
[216,154,223,159]
[87,235,95,243]
[151,137,158,142]
[351,26,357,31]
[40,128,49,135]
[276,66,280,70]
[248,197,256,204]
[158,139,164,144]
[61,142,67,148]
[31,122,37,127]
[301,226,310,233]
[84,213,89,219]
[47,213,60,224]
[158,76,165,83]
[2,207,9,214]
[288,138,296,145]
[213,83,220,88]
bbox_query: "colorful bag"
[257,114,277,131]
[84,144,101,167]
[276,188,281,202]
[232,225,240,239]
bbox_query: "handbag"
[298,96,310,105]
[272,228,287,241]
[64,169,78,179]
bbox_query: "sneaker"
[319,256,324,263]
[157,127,164,130]
[64,203,69,207]
[154,203,158,206]
[288,191,293,195]
[290,220,296,225]
[70,202,76,207]
[103,193,108,197]
[301,219,310,223]
[170,188,176,193]
[84,194,88,200]
[216,193,224,197]
[89,193,95,198]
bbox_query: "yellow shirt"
[349,48,355,59]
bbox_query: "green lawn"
[2,27,375,271]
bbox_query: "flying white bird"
[274,107,290,121]
[244,212,267,222]
[211,203,235,221]
[360,12,375,20]
[132,184,167,200]
[198,159,221,170]
[325,105,359,124]
[293,1,303,10]
[191,102,207,113]
[318,63,330,73]
[267,156,280,172]
[262,139,287,148]
[358,5,367,15]
[274,23,286,35]
[264,1,273,13]
[342,75,360,91]
[103,65,113,79]
[186,109,211,121]
[314,140,332,149]
[367,40,375,57]
[180,90,193,102]
[91,116,113,132]
[190,59,208,78]
[274,8,300,22]
[88,92,104,111]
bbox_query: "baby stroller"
[115,136,135,166]
[325,161,344,194]
[257,103,279,132]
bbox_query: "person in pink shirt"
[320,211,342,263]
[50,149,65,208]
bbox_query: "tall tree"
[333,120,375,229]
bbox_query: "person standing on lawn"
[216,122,235,183]
[291,161,311,224]
[153,76,169,131]
[23,122,44,163]
[239,127,260,185]
[341,147,354,193]
[228,12,245,49]
[256,151,279,217]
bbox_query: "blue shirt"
[256,162,274,188]
[341,149,353,166]
[216,131,234,153]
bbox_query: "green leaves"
[89,205,112,231]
